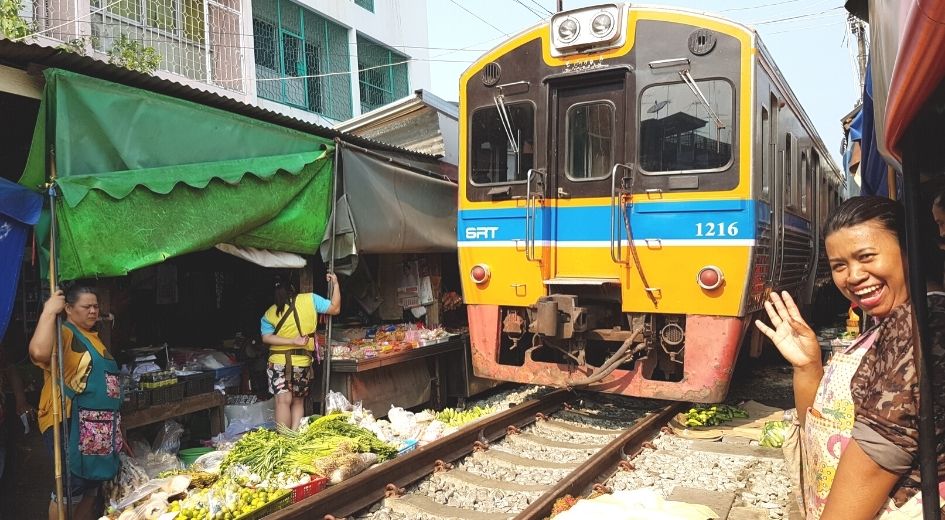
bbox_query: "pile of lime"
[167,480,286,520]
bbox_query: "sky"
[424,0,859,165]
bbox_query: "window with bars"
[252,0,352,120]
[94,0,206,43]
[357,34,409,113]
[354,0,373,12]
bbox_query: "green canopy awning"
[20,69,334,279]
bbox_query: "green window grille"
[252,0,352,120]
[354,0,373,12]
[357,35,409,113]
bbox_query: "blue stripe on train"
[459,200,764,242]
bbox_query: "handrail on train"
[610,163,634,265]
[525,168,545,262]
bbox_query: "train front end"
[458,4,758,402]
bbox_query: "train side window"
[567,101,615,180]
[469,102,535,185]
[800,150,809,214]
[784,133,793,207]
[761,107,770,199]
[639,79,734,173]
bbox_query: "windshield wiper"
[678,70,726,130]
[493,94,519,154]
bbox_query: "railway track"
[267,389,683,520]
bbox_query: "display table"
[123,391,226,435]
[330,336,465,372]
[328,336,470,414]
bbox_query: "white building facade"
[18,0,430,125]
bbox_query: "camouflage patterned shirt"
[850,294,945,507]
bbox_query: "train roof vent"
[688,29,717,56]
[481,62,501,87]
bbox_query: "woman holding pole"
[261,274,340,430]
[30,285,122,520]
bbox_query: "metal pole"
[900,130,940,520]
[556,0,563,12]
[321,140,341,414]
[47,153,71,520]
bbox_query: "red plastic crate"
[290,476,328,503]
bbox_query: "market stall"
[318,143,497,414]
[7,66,489,519]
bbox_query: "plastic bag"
[153,420,184,455]
[388,406,420,439]
[192,451,227,474]
[326,390,353,413]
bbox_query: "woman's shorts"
[267,363,313,398]
[42,427,102,505]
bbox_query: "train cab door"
[548,71,630,281]
[767,92,786,288]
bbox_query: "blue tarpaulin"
[857,58,894,197]
[0,177,42,340]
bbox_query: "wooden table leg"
[209,405,224,436]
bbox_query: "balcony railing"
[20,0,247,93]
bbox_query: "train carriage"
[458,3,844,402]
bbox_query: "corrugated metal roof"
[334,89,457,160]
[0,39,440,161]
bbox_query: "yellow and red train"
[458,3,844,402]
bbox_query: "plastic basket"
[179,447,213,467]
[290,476,328,503]
[147,386,167,406]
[212,363,243,387]
[180,371,214,397]
[167,382,185,403]
[233,489,292,520]
[147,382,185,406]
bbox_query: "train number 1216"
[695,222,739,237]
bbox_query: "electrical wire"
[719,0,806,12]
[446,0,510,37]
[526,0,555,16]
[12,0,125,41]
[512,0,546,20]
[750,6,845,25]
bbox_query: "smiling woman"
[754,195,945,520]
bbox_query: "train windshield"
[639,79,734,173]
[469,103,535,184]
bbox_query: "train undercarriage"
[467,289,745,403]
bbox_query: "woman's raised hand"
[754,291,821,369]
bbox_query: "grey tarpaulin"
[321,144,457,271]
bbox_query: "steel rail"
[514,402,686,520]
[266,389,573,520]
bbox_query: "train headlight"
[550,4,624,57]
[470,264,491,285]
[557,18,580,42]
[697,266,724,291]
[591,12,614,37]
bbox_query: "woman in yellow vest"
[260,274,340,429]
